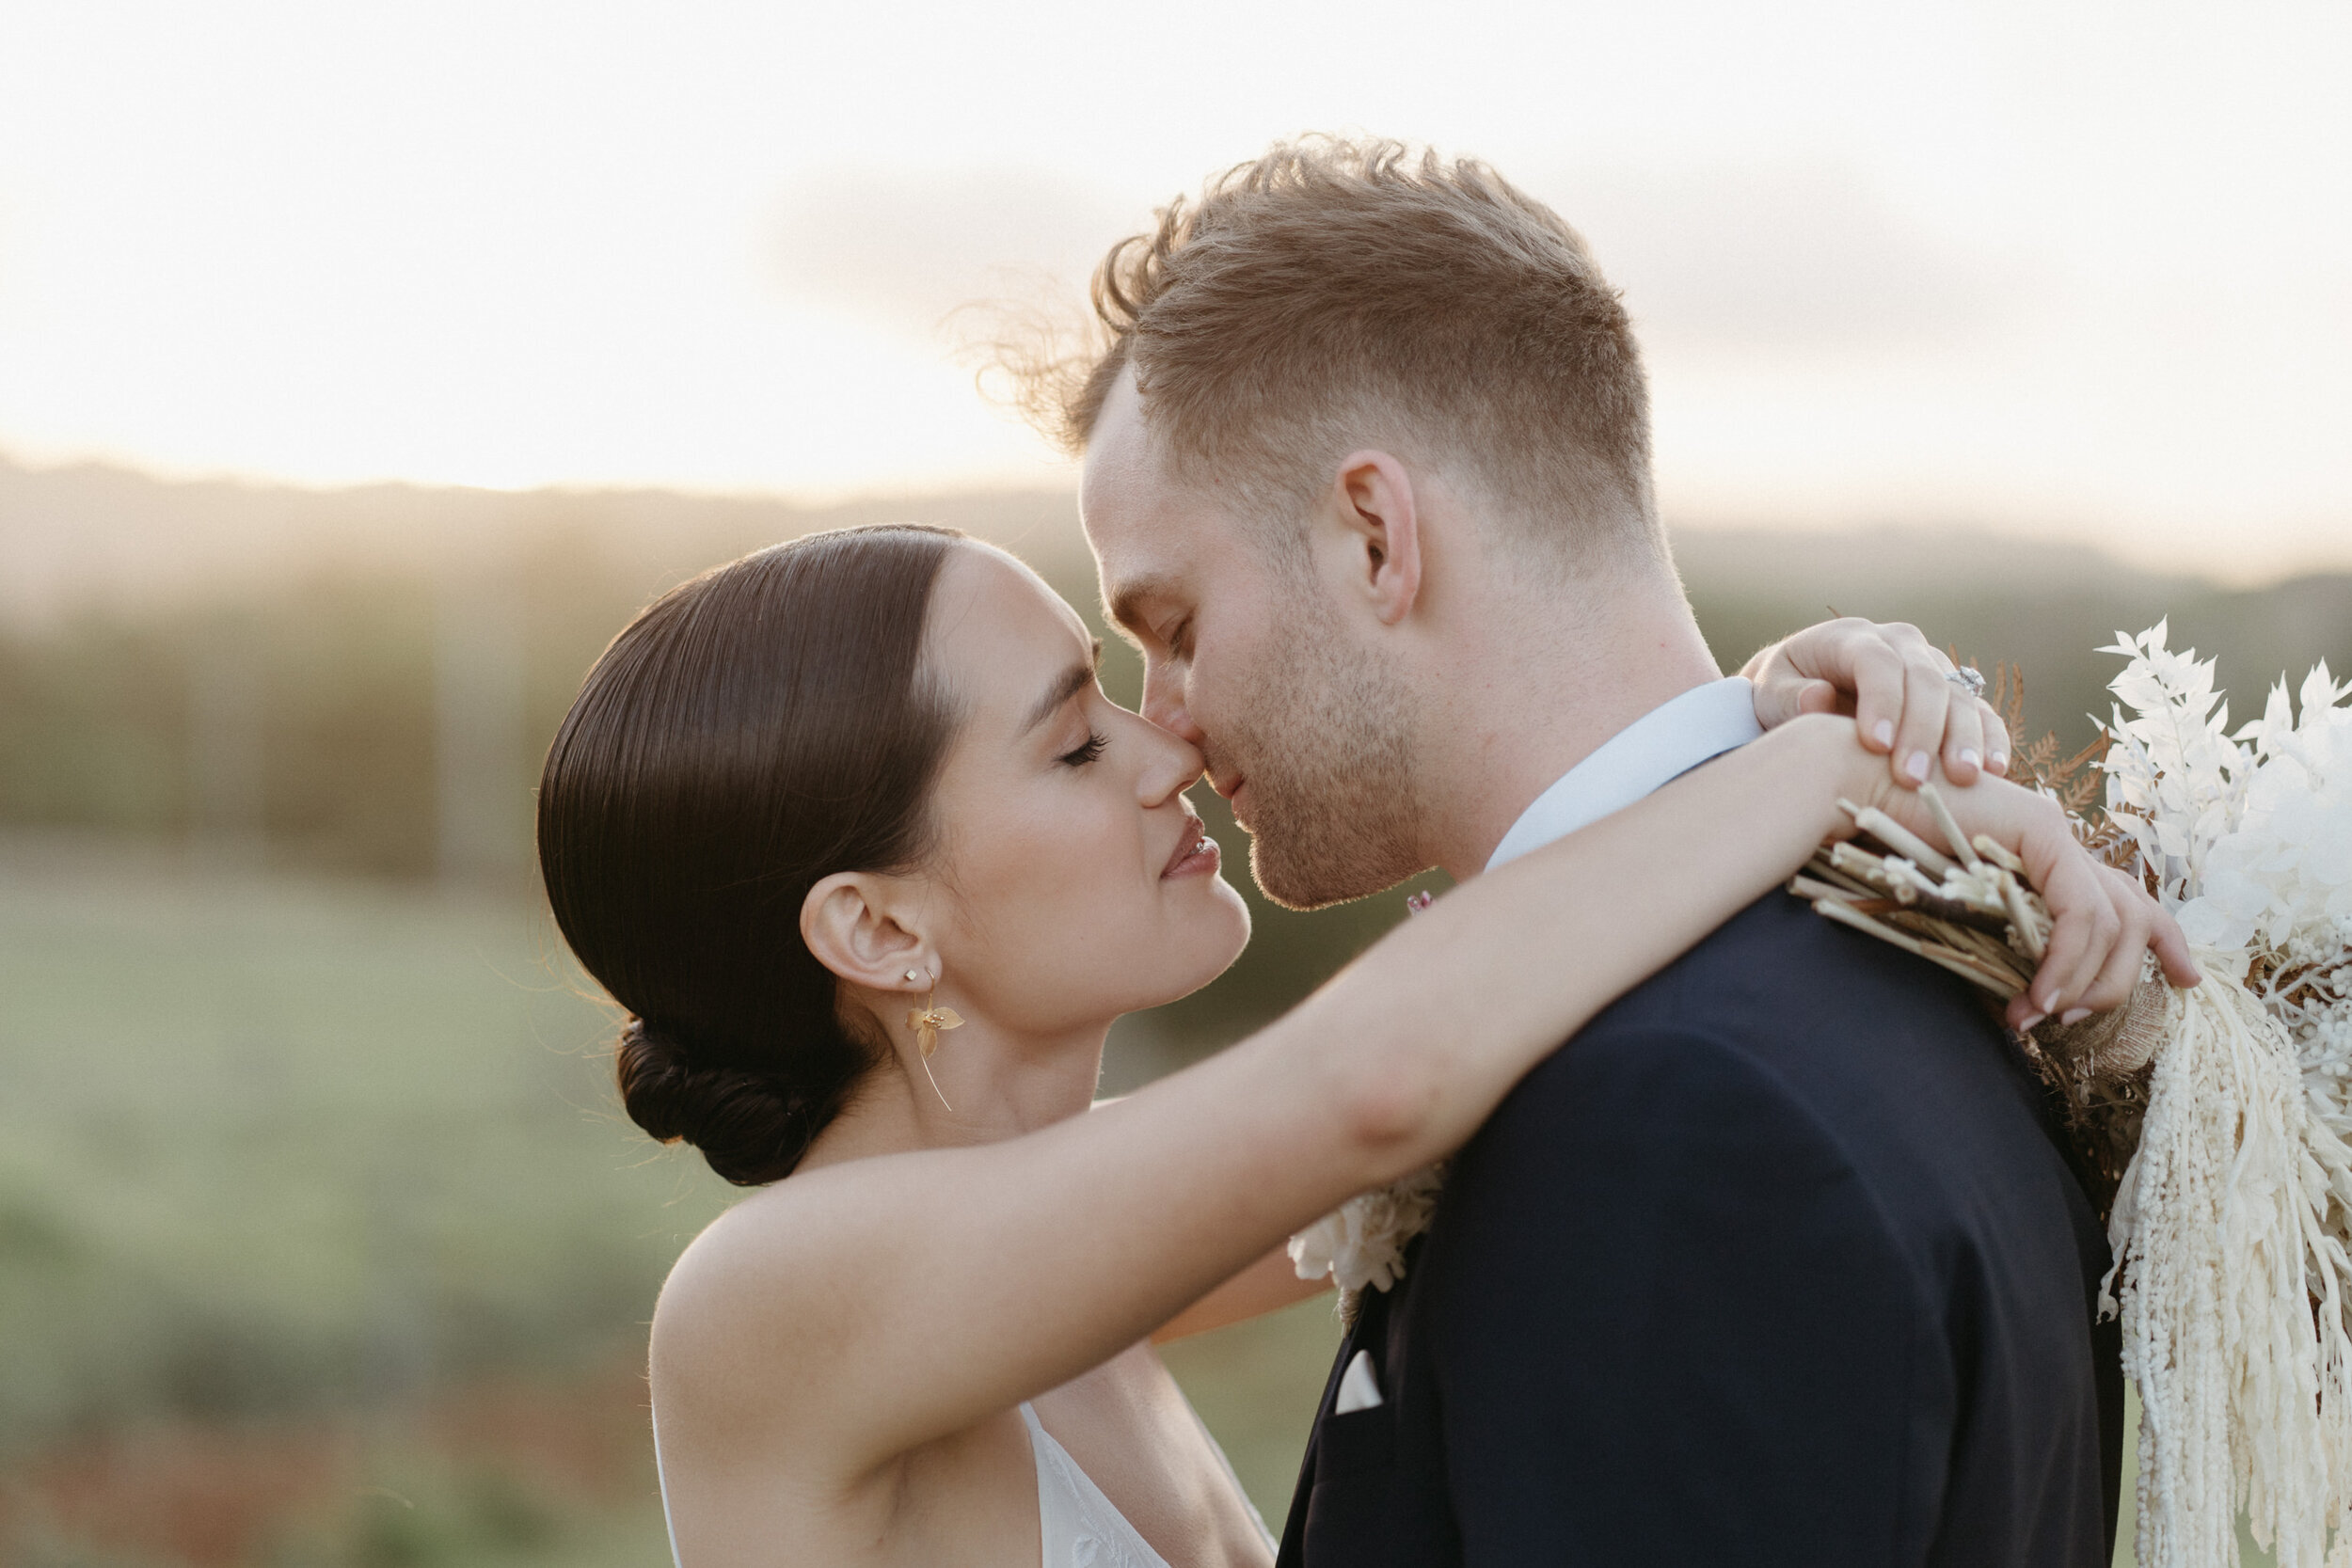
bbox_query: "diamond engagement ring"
[1947,666,1986,700]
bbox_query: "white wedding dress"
[655,1399,1273,1567]
[1022,1401,1172,1567]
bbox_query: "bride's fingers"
[2051,881,2124,1020]
[2063,871,2201,1014]
[2072,879,2156,1015]
[2013,844,2118,1027]
[2141,883,2201,989]
[1979,703,2013,778]
[1831,623,1928,758]
[1887,654,1955,788]
[1794,677,1841,717]
[1937,697,1989,785]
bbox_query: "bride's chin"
[1175,897,1254,999]
[1200,878,1251,946]
[1110,901,1252,1018]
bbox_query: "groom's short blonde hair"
[1037,137,1665,576]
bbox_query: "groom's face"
[1081,374,1426,911]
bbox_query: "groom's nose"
[1141,664,1206,748]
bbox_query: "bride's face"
[913,544,1250,1036]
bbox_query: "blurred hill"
[9,450,2345,1053]
[6,453,2345,873]
[0,454,1095,629]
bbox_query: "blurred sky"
[0,0,2346,578]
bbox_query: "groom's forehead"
[1079,371,1219,541]
[1086,488,1220,621]
[1081,383,1258,620]
[1092,513,1193,626]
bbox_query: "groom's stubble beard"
[1220,600,1428,911]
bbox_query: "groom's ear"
[1329,450,1423,626]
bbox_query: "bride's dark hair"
[537,525,964,1184]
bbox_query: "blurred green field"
[0,835,1339,1563]
[3,833,2273,1568]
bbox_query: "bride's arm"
[658,716,2192,1481]
[1151,1244,1330,1342]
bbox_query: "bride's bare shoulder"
[651,1150,932,1390]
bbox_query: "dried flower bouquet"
[1806,625,2352,1568]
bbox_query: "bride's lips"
[1162,814,1219,879]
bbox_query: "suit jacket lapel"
[1278,1269,1403,1562]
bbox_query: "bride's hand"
[1849,752,2201,1030]
[1747,618,2010,790]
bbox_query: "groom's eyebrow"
[1104,576,1172,639]
[1021,640,1104,735]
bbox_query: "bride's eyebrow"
[1019,640,1104,736]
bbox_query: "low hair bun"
[612,1016,697,1144]
[614,1017,832,1188]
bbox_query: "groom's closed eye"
[1106,577,1185,649]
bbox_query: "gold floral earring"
[905,969,961,1111]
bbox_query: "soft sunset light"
[1,0,2346,575]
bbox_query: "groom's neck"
[1420,581,1724,881]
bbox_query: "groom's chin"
[1247,832,1420,913]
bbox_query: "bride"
[534,524,2191,1567]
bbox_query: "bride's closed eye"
[1059,732,1108,768]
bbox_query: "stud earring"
[907,971,961,1112]
[904,969,921,982]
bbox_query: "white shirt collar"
[1486,676,1763,872]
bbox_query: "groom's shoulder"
[1470,889,2062,1211]
[1584,884,2017,1070]
[1641,879,1948,993]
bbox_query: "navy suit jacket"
[1278,892,2122,1567]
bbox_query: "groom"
[1067,142,2122,1564]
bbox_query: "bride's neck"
[796,1012,1115,1171]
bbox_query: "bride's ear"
[801,872,930,990]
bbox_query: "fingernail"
[2017,1011,2046,1032]
[2060,1007,2091,1026]
[1871,719,1895,749]
[1904,751,1931,783]
[1958,748,1981,772]
[1988,751,2009,774]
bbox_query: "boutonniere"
[1288,1162,1446,1317]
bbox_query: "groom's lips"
[1203,764,1248,827]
